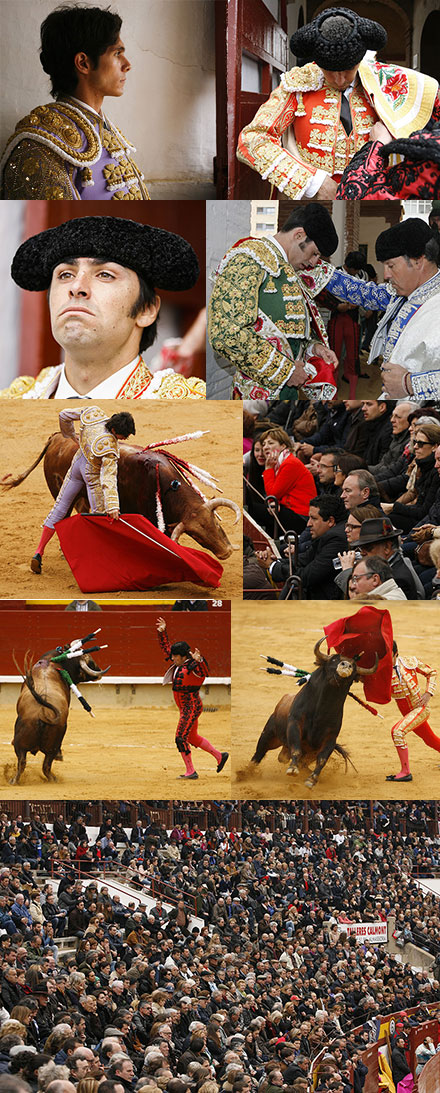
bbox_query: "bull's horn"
[171,521,184,542]
[314,637,330,663]
[79,657,109,679]
[203,498,241,525]
[356,652,379,676]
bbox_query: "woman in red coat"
[260,427,316,533]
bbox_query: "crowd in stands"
[0,802,439,1093]
[243,399,440,599]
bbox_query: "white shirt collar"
[68,95,104,120]
[54,356,141,399]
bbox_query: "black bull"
[251,639,378,788]
[11,652,108,785]
[1,434,240,560]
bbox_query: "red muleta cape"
[324,606,393,704]
[56,513,223,593]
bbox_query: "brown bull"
[2,434,240,560]
[12,652,108,785]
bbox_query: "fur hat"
[11,216,200,292]
[283,202,338,257]
[375,218,434,261]
[290,7,387,70]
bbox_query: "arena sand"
[231,600,440,801]
[0,402,242,600]
[0,706,231,800]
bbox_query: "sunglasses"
[414,439,431,447]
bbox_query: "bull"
[11,651,109,785]
[250,639,378,788]
[1,434,240,560]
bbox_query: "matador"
[31,406,135,574]
[386,641,440,782]
[156,618,229,780]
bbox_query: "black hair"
[345,251,367,271]
[358,556,392,582]
[40,5,122,99]
[170,641,191,658]
[129,274,160,353]
[309,495,346,524]
[105,412,135,438]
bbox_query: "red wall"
[0,607,231,677]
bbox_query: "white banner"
[338,920,388,943]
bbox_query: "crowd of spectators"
[0,802,439,1093]
[243,399,440,599]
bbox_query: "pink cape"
[55,513,223,592]
[323,605,393,704]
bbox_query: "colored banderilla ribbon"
[260,654,383,718]
[51,630,108,718]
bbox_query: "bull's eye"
[171,480,181,491]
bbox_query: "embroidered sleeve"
[416,661,437,696]
[411,372,440,400]
[158,628,172,660]
[326,267,391,312]
[1,138,76,199]
[208,254,297,392]
[184,657,209,685]
[99,453,120,514]
[59,409,81,439]
[237,84,317,198]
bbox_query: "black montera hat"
[11,216,200,292]
[375,218,434,261]
[289,202,338,257]
[290,7,387,70]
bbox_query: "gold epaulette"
[280,63,324,93]
[0,369,55,398]
[155,374,206,399]
[398,655,419,670]
[219,237,283,279]
[2,102,100,167]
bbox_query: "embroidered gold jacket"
[208,236,332,400]
[391,655,437,711]
[63,406,120,513]
[0,359,206,400]
[237,59,439,199]
[0,97,149,200]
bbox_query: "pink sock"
[394,745,411,778]
[181,750,196,776]
[193,735,222,764]
[36,526,55,556]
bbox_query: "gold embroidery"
[112,184,144,200]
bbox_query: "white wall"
[0,0,216,198]
[206,200,254,400]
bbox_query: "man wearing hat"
[322,218,440,398]
[1,216,205,399]
[237,8,439,200]
[208,203,339,400]
[0,6,149,200]
[385,641,440,782]
[340,516,423,600]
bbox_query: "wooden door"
[215,0,288,198]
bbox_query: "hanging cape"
[323,605,393,704]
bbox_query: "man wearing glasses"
[348,556,407,599]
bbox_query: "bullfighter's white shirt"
[53,356,140,398]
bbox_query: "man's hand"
[310,343,339,369]
[369,121,392,144]
[107,509,120,521]
[257,548,275,569]
[416,692,431,709]
[381,362,412,397]
[316,176,338,199]
[191,648,203,662]
[285,361,309,387]
[297,442,314,459]
[338,550,356,571]
[156,617,167,632]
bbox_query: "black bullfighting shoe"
[217,752,229,773]
[30,553,42,574]
[385,773,413,781]
[179,772,199,779]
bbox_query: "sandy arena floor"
[0,402,242,600]
[0,706,231,801]
[231,601,440,801]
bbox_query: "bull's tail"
[333,743,358,774]
[1,435,56,492]
[13,652,59,721]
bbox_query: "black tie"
[340,92,353,136]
